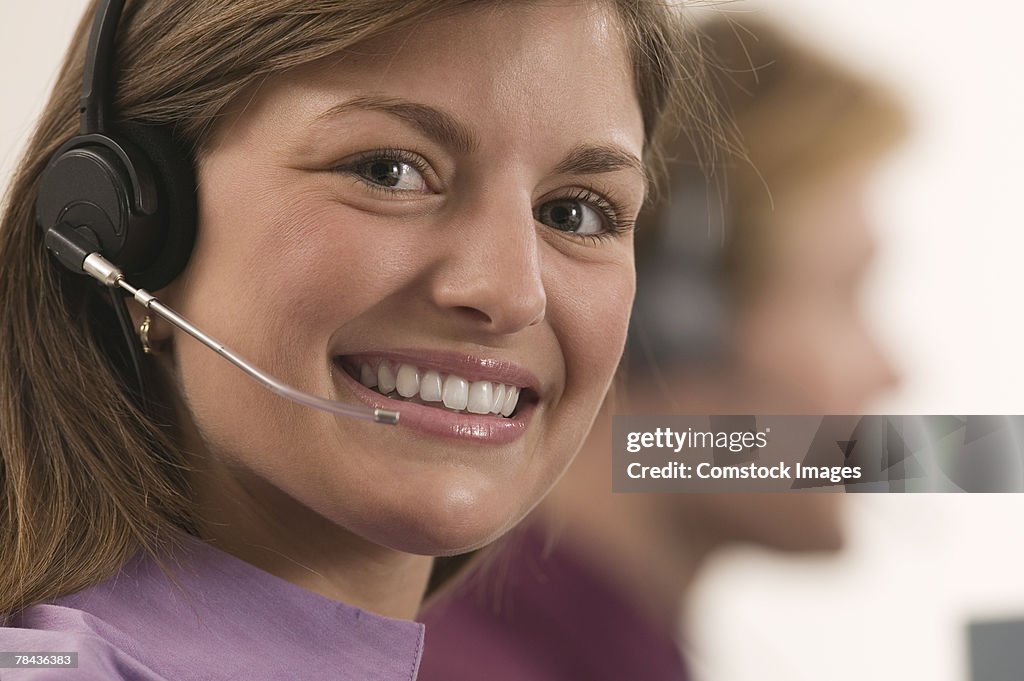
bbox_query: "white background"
[2,3,1023,680]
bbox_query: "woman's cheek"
[248,195,417,331]
[550,255,635,401]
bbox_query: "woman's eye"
[353,158,429,192]
[536,198,606,235]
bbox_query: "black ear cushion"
[116,122,197,292]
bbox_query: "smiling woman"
[0,1,711,678]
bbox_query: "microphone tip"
[374,408,400,425]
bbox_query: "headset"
[37,0,196,293]
[626,166,732,379]
[35,0,397,425]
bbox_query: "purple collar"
[8,529,424,680]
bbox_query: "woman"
[0,1,713,678]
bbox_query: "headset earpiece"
[36,123,196,292]
[115,122,197,291]
[627,168,731,371]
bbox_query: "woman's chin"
[355,481,528,556]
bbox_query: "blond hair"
[639,15,908,299]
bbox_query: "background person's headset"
[34,0,397,425]
[626,165,732,383]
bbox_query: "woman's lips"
[331,357,535,444]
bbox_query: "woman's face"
[734,162,900,414]
[160,3,645,555]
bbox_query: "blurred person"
[417,15,908,681]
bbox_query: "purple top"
[0,531,424,680]
[418,523,689,681]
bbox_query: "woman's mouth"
[331,352,540,443]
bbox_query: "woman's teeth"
[356,361,521,417]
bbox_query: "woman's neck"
[189,453,433,620]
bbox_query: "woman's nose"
[428,198,547,336]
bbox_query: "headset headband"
[80,0,124,135]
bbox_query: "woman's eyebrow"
[312,94,478,154]
[553,143,646,182]
[311,96,644,184]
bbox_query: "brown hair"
[0,0,716,616]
